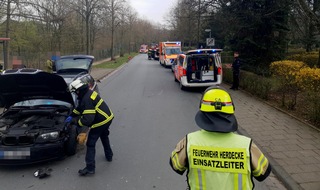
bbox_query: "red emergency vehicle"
[159,41,181,67]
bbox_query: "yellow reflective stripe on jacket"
[96,99,103,108]
[171,152,186,172]
[252,154,267,176]
[90,91,98,100]
[90,99,114,128]
[78,119,85,127]
[91,109,113,128]
[73,109,80,115]
[83,109,96,114]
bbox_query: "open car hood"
[0,69,74,108]
[54,55,94,74]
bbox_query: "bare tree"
[125,6,137,54]
[1,0,20,69]
[295,0,320,66]
[103,0,127,60]
[70,0,103,54]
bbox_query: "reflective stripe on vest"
[252,154,268,176]
[171,151,187,172]
[187,130,253,190]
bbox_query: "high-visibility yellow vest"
[187,130,253,190]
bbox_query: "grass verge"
[93,53,138,69]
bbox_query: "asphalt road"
[0,54,276,189]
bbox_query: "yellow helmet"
[195,86,237,132]
[199,87,234,114]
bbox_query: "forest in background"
[0,0,319,73]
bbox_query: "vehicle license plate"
[0,148,31,159]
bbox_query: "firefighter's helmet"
[195,86,238,132]
[199,87,235,114]
[69,79,87,93]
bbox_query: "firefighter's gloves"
[77,133,87,145]
[65,116,73,123]
[65,116,78,125]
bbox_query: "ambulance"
[173,49,223,90]
[159,41,182,67]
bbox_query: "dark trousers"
[232,71,240,89]
[85,120,113,171]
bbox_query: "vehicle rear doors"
[186,50,222,83]
[176,54,186,81]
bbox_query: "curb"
[237,127,302,190]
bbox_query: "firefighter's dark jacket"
[71,90,114,128]
[232,57,241,72]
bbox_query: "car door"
[177,55,184,81]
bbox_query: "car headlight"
[39,132,59,140]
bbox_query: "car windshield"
[13,99,72,108]
[165,48,181,55]
[55,58,91,71]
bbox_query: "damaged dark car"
[0,69,78,165]
[53,55,99,93]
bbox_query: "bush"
[223,61,320,127]
[240,71,272,100]
[222,67,272,100]
[287,52,319,68]
[222,65,233,84]
[295,67,320,123]
[270,60,306,109]
[295,67,320,92]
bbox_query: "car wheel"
[180,81,186,90]
[65,125,77,156]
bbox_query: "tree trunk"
[4,0,10,70]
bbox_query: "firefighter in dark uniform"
[67,79,114,176]
[170,87,271,189]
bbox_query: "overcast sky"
[127,0,178,25]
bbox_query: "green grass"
[93,53,138,69]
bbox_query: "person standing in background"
[230,51,241,90]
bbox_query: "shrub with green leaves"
[287,52,319,68]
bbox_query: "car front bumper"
[0,142,65,165]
